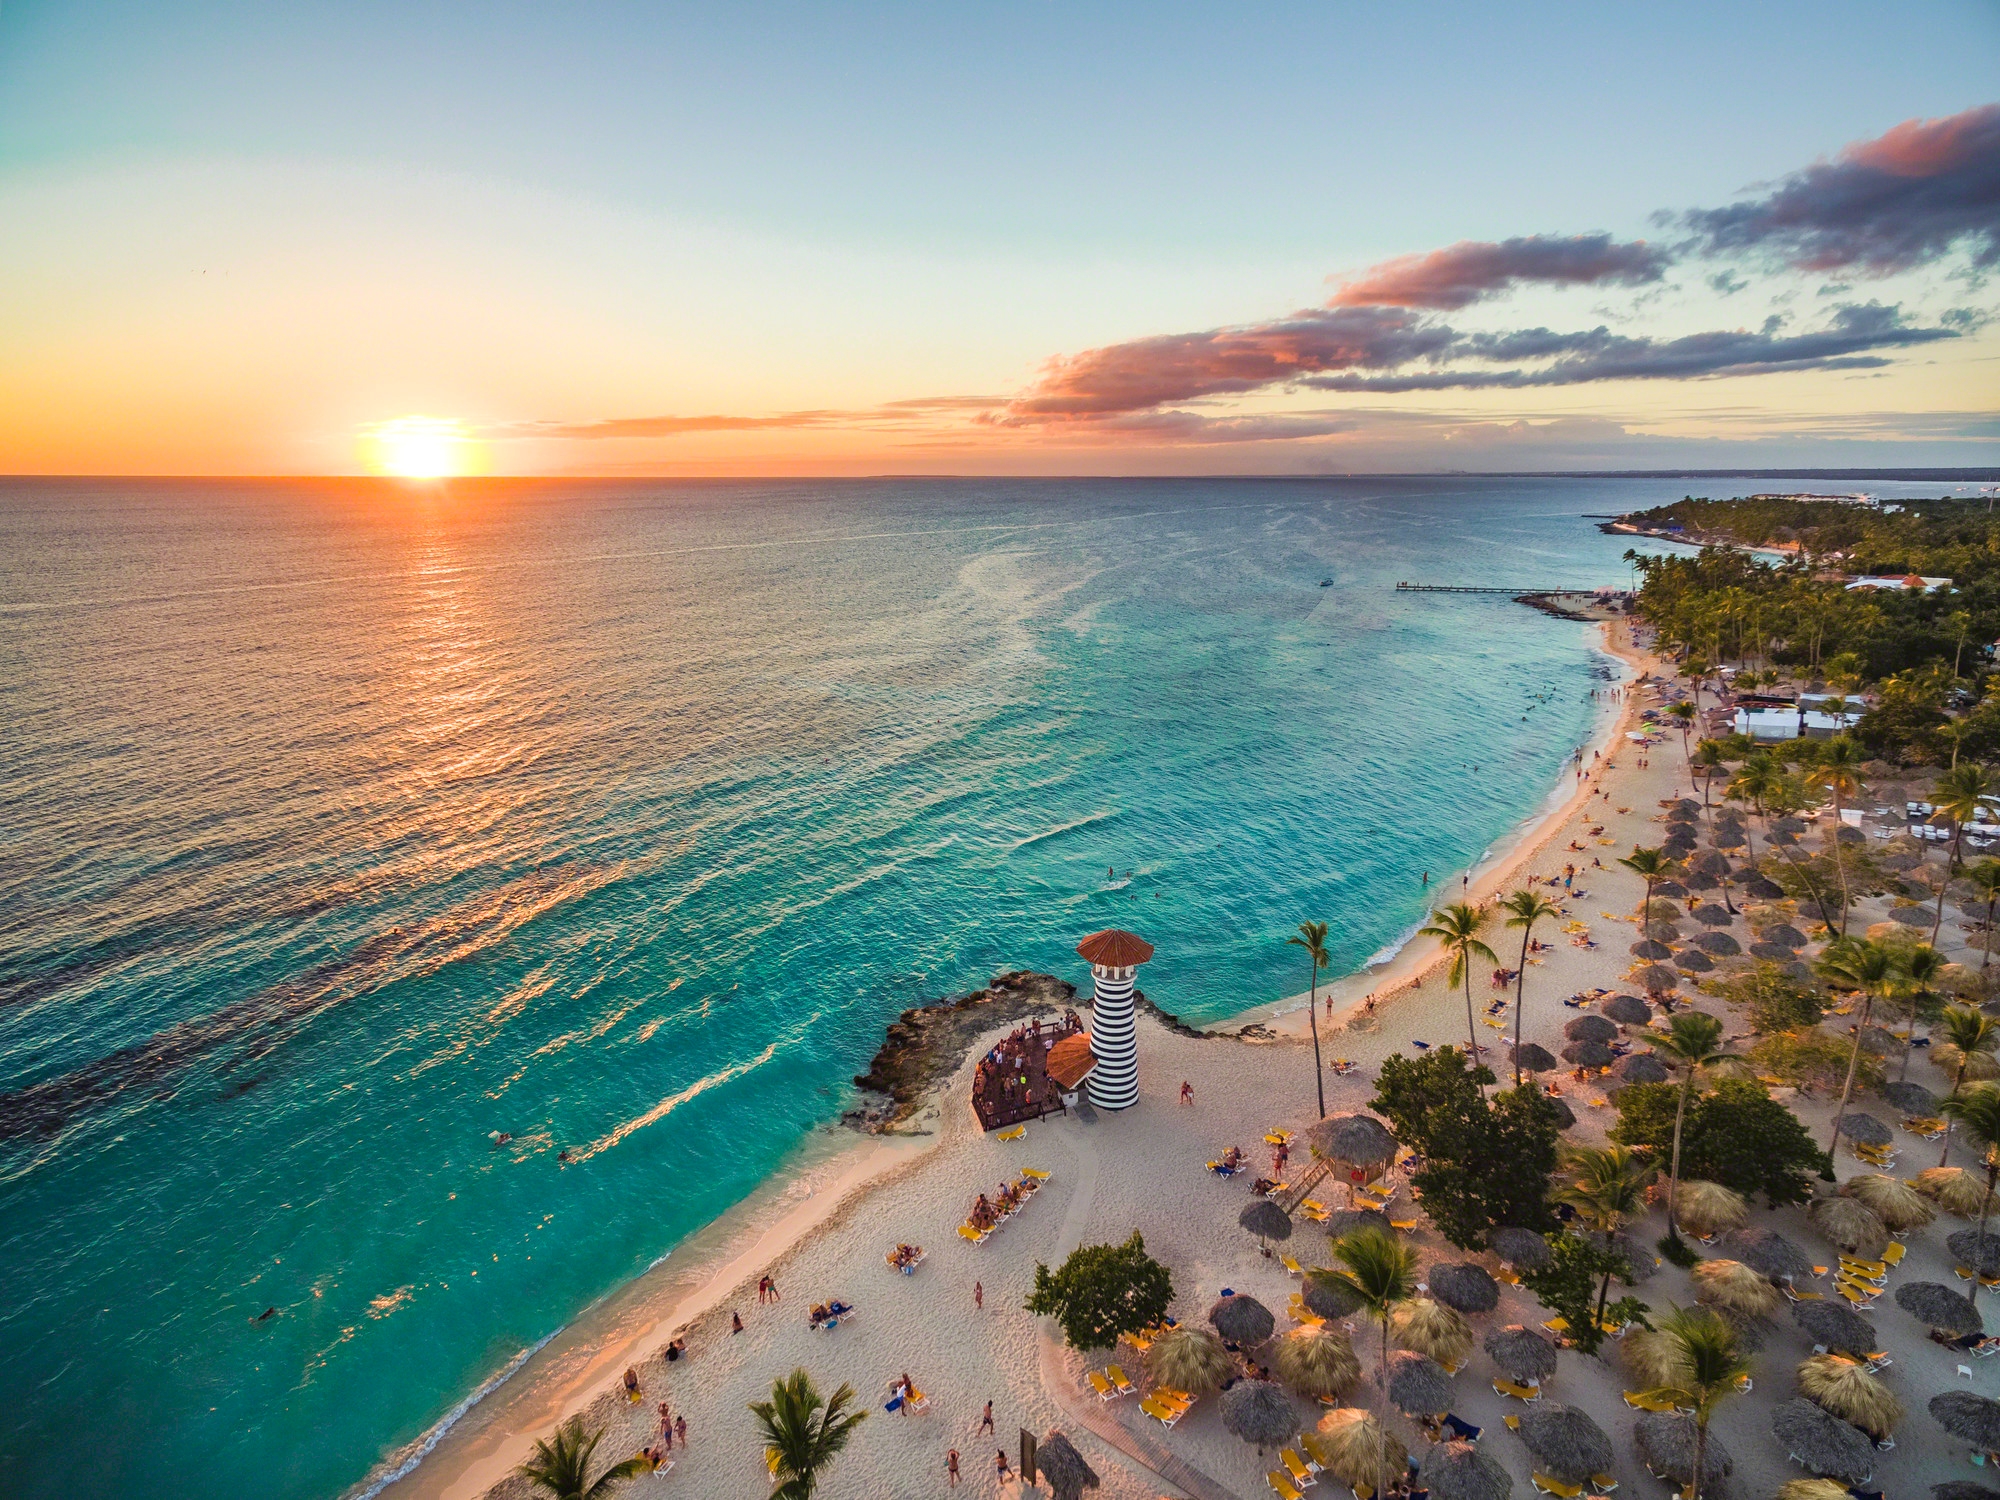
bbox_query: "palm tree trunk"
[1985,891,1998,972]
[1831,790,1852,937]
[1825,993,1875,1169]
[1942,1060,1970,1168]
[1308,962,1326,1119]
[1462,960,1481,1070]
[1691,1419,1708,1500]
[1932,826,1961,947]
[1772,831,1837,932]
[1666,1070,1693,1239]
[1971,1169,1995,1312]
[1514,927,1533,1088]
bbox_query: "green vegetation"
[1322,1223,1419,1383]
[1611,1077,1828,1206]
[1289,919,1332,1118]
[1417,903,1498,1075]
[749,1370,868,1500]
[1746,1029,1883,1094]
[1552,1145,1656,1331]
[1025,1231,1174,1350]
[1500,887,1564,1087]
[1643,1307,1753,1500]
[516,1417,648,1500]
[1645,1012,1737,1244]
[1370,1046,1563,1249]
[1708,962,1825,1032]
[1521,1230,1649,1356]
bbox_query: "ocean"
[0,474,1906,1498]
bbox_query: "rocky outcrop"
[847,970,1076,1128]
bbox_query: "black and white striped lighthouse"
[1075,928,1153,1110]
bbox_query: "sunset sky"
[2,1,1996,476]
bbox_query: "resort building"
[1076,928,1152,1110]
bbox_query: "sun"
[361,416,481,479]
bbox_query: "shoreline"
[377,611,1664,1500]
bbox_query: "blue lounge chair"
[1444,1414,1482,1442]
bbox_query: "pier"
[1394,582,1591,595]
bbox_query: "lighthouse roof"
[1076,928,1154,966]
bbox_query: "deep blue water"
[0,474,1859,1498]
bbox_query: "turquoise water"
[0,475,1705,1496]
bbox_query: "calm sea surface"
[0,475,1919,1498]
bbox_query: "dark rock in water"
[849,970,1077,1128]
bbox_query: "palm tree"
[1815,937,1899,1170]
[1619,846,1674,921]
[1500,887,1563,1087]
[1642,1307,1752,1500]
[1322,1224,1418,1389]
[1896,943,1946,1082]
[1555,1145,1656,1328]
[517,1418,648,1500]
[1938,1085,2000,1311]
[1725,753,1780,881]
[1647,1012,1734,1244]
[1964,858,2000,972]
[750,1369,868,1500]
[1935,1005,2000,1166]
[1806,737,1866,936]
[1763,770,1840,932]
[1930,762,1999,943]
[1691,739,1726,823]
[1289,920,1333,1119]
[1669,701,1698,784]
[1419,902,1497,1077]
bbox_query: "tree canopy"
[1025,1231,1174,1351]
[1610,1078,1828,1207]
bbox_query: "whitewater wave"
[1006,809,1119,855]
[343,1330,558,1500]
[570,1039,783,1164]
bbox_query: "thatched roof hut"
[1562,1040,1616,1068]
[1692,903,1735,928]
[1841,1173,1936,1232]
[1634,966,1679,994]
[1766,924,1809,948]
[1674,1180,1748,1237]
[1514,1404,1613,1485]
[1726,1227,1814,1283]
[1750,940,1797,961]
[1601,1230,1661,1283]
[1602,994,1653,1025]
[1316,1408,1408,1493]
[1307,1113,1399,1170]
[1143,1324,1232,1394]
[1241,1199,1294,1247]
[1391,1298,1473,1367]
[1428,1262,1499,1314]
[1210,1293,1276,1346]
[1676,950,1717,973]
[1385,1350,1451,1417]
[1275,1324,1361,1400]
[1881,1079,1938,1114]
[1779,1481,1853,1500]
[1692,931,1742,956]
[1807,1195,1889,1259]
[1914,1167,1990,1217]
[1617,1052,1672,1085]
[1565,1015,1619,1044]
[1513,1043,1559,1074]
[1482,1324,1558,1384]
[1691,1258,1781,1319]
[1790,1298,1877,1358]
[1490,1227,1552,1269]
[1894,1281,1984,1335]
[1930,1392,2000,1451]
[1302,1268,1364,1320]
[1797,1354,1901,1441]
[1634,1411,1733,1489]
[1834,1112,1894,1147]
[1772,1399,1877,1483]
[1948,1228,2000,1277]
[1619,1329,1678,1390]
[1631,939,1676,961]
[1741,875,1788,899]
[1420,1441,1513,1500]
[1219,1379,1300,1452]
[1035,1432,1099,1500]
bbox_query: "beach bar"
[970,1012,1088,1131]
[1077,928,1151,1110]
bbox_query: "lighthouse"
[1075,928,1153,1110]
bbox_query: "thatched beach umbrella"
[1316,1408,1409,1493]
[1948,1228,2000,1277]
[1327,1208,1394,1240]
[1808,1195,1889,1259]
[1841,1173,1936,1231]
[1632,939,1676,961]
[1276,1324,1362,1400]
[1386,1350,1452,1417]
[1563,1039,1616,1068]
[1797,1354,1901,1440]
[1491,1227,1551,1269]
[1241,1199,1294,1250]
[1619,1329,1677,1389]
[1220,1379,1300,1453]
[1772,1399,1877,1483]
[1644,921,1684,941]
[1929,1392,2000,1451]
[1565,1015,1619,1044]
[1634,1411,1733,1489]
[1881,1080,1939,1115]
[1483,1324,1558,1384]
[1034,1432,1099,1500]
[1692,903,1735,928]
[1742,874,1788,900]
[1429,1262,1500,1314]
[1692,931,1742,956]
[1617,1052,1671,1085]
[1513,1043,1559,1074]
[1895,1281,1984,1336]
[1603,994,1653,1025]
[1211,1293,1277,1347]
[1653,880,1691,900]
[1751,940,1799,961]
[1675,1181,1748,1238]
[1692,1259,1781,1320]
[1392,1297,1473,1367]
[1515,1404,1613,1485]
[1688,849,1729,876]
[1634,966,1679,994]
[1913,1167,1990,1218]
[1767,924,1810,948]
[1780,1480,1854,1500]
[1303,1267,1365,1320]
[1421,1441,1513,1500]
[1547,1096,1577,1130]
[1144,1324,1232,1395]
[1834,1112,1894,1147]
[1933,1042,2000,1082]
[1676,950,1717,973]
[1791,1298,1878,1358]
[1308,1113,1400,1173]
[1726,1227,1814,1283]
[1889,904,1932,927]
[1932,1484,2000,1500]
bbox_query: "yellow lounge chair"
[1495,1378,1542,1401]
[1141,1395,1180,1426]
[1087,1371,1115,1401]
[1543,1316,1571,1334]
[1348,1485,1375,1500]
[957,1223,986,1244]
[996,1124,1026,1141]
[1534,1474,1584,1498]
[1107,1364,1136,1395]
[1504,1415,1521,1431]
[767,1447,783,1478]
[1267,1473,1306,1500]
[1266,1130,1295,1146]
[1021,1167,1051,1180]
[1283,1448,1319,1485]
[1496,1268,1522,1285]
[1302,1434,1335,1469]
[1389,1217,1420,1231]
[1591,1475,1618,1492]
[1836,1282,1876,1306]
[1880,1242,1906,1266]
[1283,1255,1304,1275]
[1622,1391,1679,1414]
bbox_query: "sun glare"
[362,416,480,479]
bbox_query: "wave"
[569,1038,783,1164]
[1364,915,1431,969]
[1005,808,1120,855]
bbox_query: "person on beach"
[757,1275,770,1302]
[980,1400,995,1435]
[658,1403,672,1449]
[946,1448,961,1485]
[996,1450,1013,1481]
[1179,1079,1194,1105]
[665,1336,686,1361]
[974,1280,983,1310]
[623,1366,640,1400]
[766,1277,779,1302]
[731,1311,744,1334]
[674,1414,687,1447]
